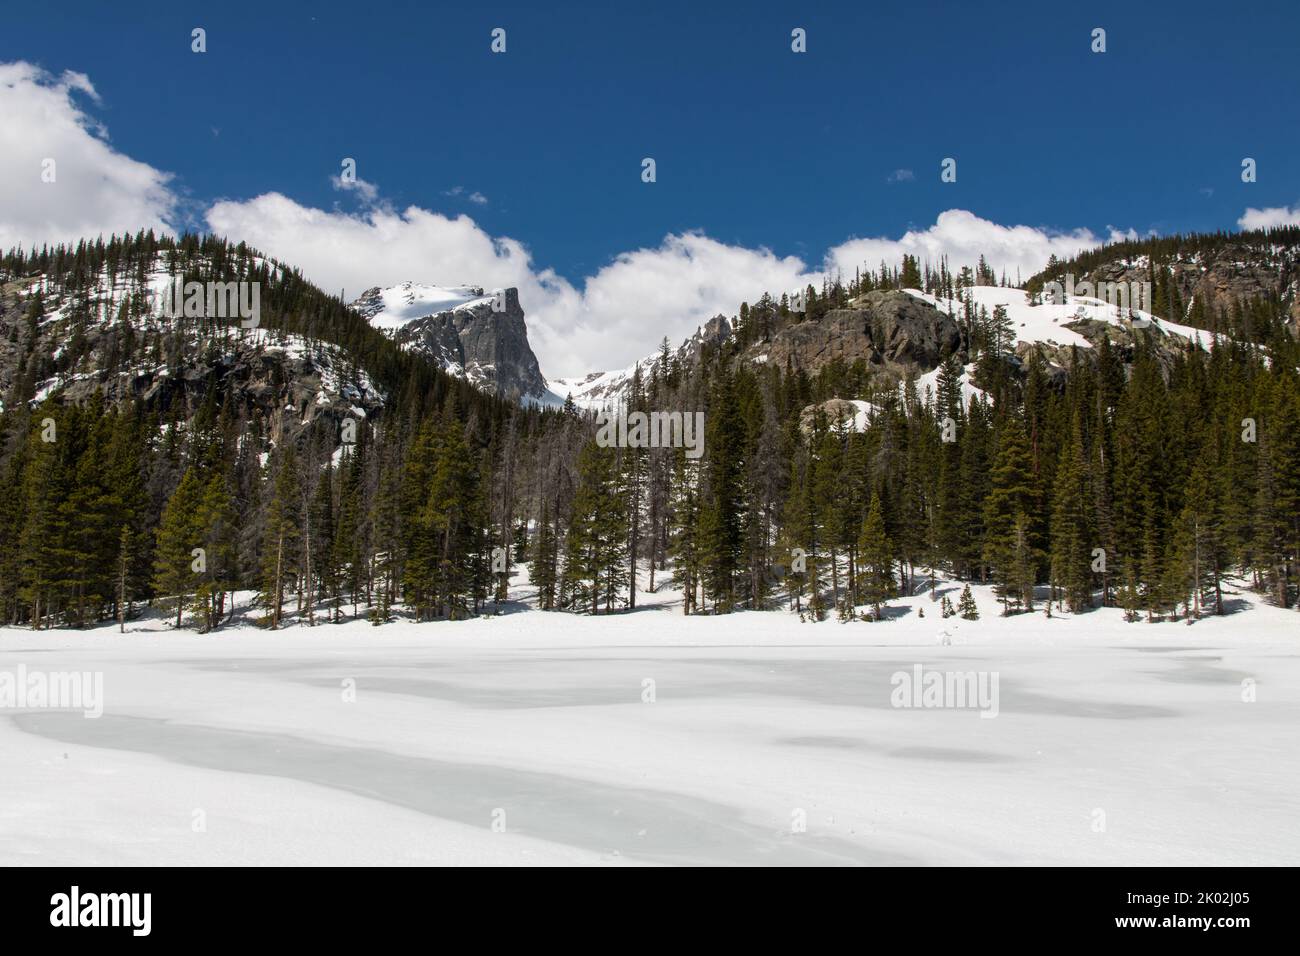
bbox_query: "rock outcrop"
[354,285,550,403]
[745,289,963,374]
[1079,248,1300,338]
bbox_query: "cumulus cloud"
[205,194,811,376]
[824,210,1137,287]
[1238,205,1300,230]
[1,60,1146,379]
[207,193,552,301]
[332,174,379,204]
[0,61,177,251]
[554,234,811,374]
[207,197,1139,377]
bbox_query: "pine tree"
[423,418,486,620]
[258,447,300,629]
[1117,563,1141,622]
[152,467,206,628]
[1171,459,1220,618]
[192,473,237,631]
[983,418,1039,612]
[16,408,66,628]
[1049,418,1093,612]
[333,442,366,619]
[958,584,979,620]
[1252,378,1300,607]
[668,449,702,614]
[989,304,1014,357]
[1008,513,1038,614]
[564,441,628,614]
[309,465,338,625]
[900,254,922,290]
[530,501,559,610]
[856,493,894,620]
[699,373,745,611]
[115,524,133,632]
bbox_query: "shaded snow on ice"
[13,712,901,866]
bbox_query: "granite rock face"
[355,285,550,403]
[745,290,964,374]
[1081,249,1300,338]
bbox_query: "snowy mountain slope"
[352,282,554,405]
[911,362,984,408]
[546,350,660,411]
[548,316,735,411]
[545,278,1231,421]
[905,285,1218,351]
[1026,229,1300,339]
[1,255,388,432]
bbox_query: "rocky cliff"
[743,289,964,375]
[352,283,550,403]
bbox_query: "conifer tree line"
[0,231,1297,630]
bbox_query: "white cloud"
[205,194,810,377]
[1238,205,1300,230]
[0,61,177,251]
[332,174,379,204]
[444,185,489,205]
[207,193,547,299]
[886,169,915,183]
[208,197,1134,377]
[554,233,811,375]
[0,60,1142,380]
[824,209,1136,286]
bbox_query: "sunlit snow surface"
[2,574,1296,866]
[362,282,494,332]
[906,285,1219,351]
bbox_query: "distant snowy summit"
[352,282,556,405]
[549,315,733,411]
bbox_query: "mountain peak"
[351,283,554,404]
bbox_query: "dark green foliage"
[2,232,1297,633]
[958,584,979,620]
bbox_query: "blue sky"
[2,0,1298,373]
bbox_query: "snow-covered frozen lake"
[2,579,1296,866]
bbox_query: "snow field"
[1,572,1296,866]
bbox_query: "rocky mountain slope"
[0,258,389,446]
[740,289,963,375]
[554,230,1300,415]
[352,282,551,404]
[1026,226,1300,338]
[551,288,1001,411]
